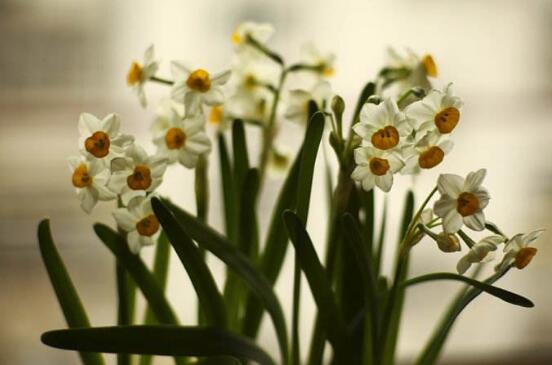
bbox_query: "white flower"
[207,106,232,131]
[152,111,211,168]
[457,235,505,274]
[402,131,453,174]
[385,47,437,92]
[231,21,275,50]
[495,229,545,272]
[351,146,404,192]
[284,81,332,125]
[301,42,336,77]
[353,98,413,151]
[171,61,231,115]
[78,113,134,161]
[113,196,161,254]
[434,169,490,233]
[109,144,167,205]
[126,45,159,107]
[406,83,463,135]
[68,154,116,213]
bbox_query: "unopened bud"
[436,233,461,253]
[331,95,345,117]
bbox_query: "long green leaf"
[94,224,179,325]
[415,269,511,365]
[159,199,289,365]
[217,133,237,243]
[242,152,301,338]
[283,211,350,364]
[196,356,241,365]
[115,262,134,365]
[152,199,227,328]
[405,272,533,307]
[140,232,171,365]
[37,219,105,365]
[232,119,249,196]
[41,325,276,365]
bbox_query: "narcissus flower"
[109,144,167,205]
[406,83,463,136]
[385,47,437,92]
[68,154,116,213]
[171,61,231,115]
[495,229,545,272]
[457,235,505,274]
[126,45,159,107]
[402,131,453,174]
[152,111,211,168]
[353,98,413,151]
[112,196,161,254]
[78,113,133,160]
[434,169,490,233]
[301,43,336,77]
[231,21,275,49]
[351,146,404,192]
[284,81,332,125]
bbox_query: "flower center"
[231,29,242,45]
[456,192,480,217]
[127,62,143,86]
[72,164,92,188]
[434,107,460,134]
[369,157,390,176]
[165,127,186,149]
[135,214,160,237]
[418,146,445,169]
[186,69,211,92]
[421,54,437,77]
[85,131,111,158]
[321,63,335,77]
[371,126,400,150]
[209,106,224,125]
[514,247,537,269]
[127,165,152,190]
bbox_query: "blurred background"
[1,0,552,364]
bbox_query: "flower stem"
[150,76,174,85]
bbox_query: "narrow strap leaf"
[232,119,250,196]
[139,232,171,365]
[94,224,179,325]
[196,356,242,365]
[159,200,289,365]
[152,199,227,328]
[41,325,276,365]
[404,272,533,307]
[115,262,134,365]
[217,133,237,243]
[37,219,105,365]
[283,211,350,363]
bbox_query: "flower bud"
[331,95,345,117]
[436,233,461,253]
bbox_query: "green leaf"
[359,189,375,256]
[374,198,388,276]
[217,133,237,243]
[415,269,512,365]
[41,325,276,365]
[152,199,227,328]
[196,356,242,365]
[139,232,171,365]
[283,211,350,364]
[115,262,135,365]
[242,152,301,338]
[232,119,250,197]
[405,272,533,307]
[194,154,209,223]
[37,219,105,365]
[94,224,179,325]
[159,200,289,365]
[351,82,376,125]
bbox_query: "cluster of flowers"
[69,21,543,274]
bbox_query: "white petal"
[178,150,199,168]
[108,173,129,193]
[78,113,100,135]
[102,113,120,137]
[463,211,485,231]
[184,92,202,115]
[351,166,371,182]
[361,174,376,192]
[443,210,463,233]
[79,189,97,214]
[464,169,487,192]
[433,195,456,218]
[437,173,464,198]
[170,61,190,79]
[113,208,137,232]
[456,256,471,274]
[211,70,232,85]
[203,88,224,106]
[474,188,490,209]
[127,231,142,254]
[121,189,144,206]
[376,173,393,193]
[95,184,117,201]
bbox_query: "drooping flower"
[78,113,133,160]
[384,47,437,92]
[406,83,463,135]
[108,144,167,205]
[231,21,275,50]
[435,232,462,253]
[402,131,453,174]
[351,146,404,192]
[112,196,161,254]
[495,229,545,272]
[353,98,413,151]
[434,169,490,233]
[126,45,159,107]
[301,42,336,78]
[457,235,505,274]
[284,81,332,125]
[152,110,211,168]
[68,154,116,213]
[171,61,231,115]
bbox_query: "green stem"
[116,262,134,365]
[150,76,174,85]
